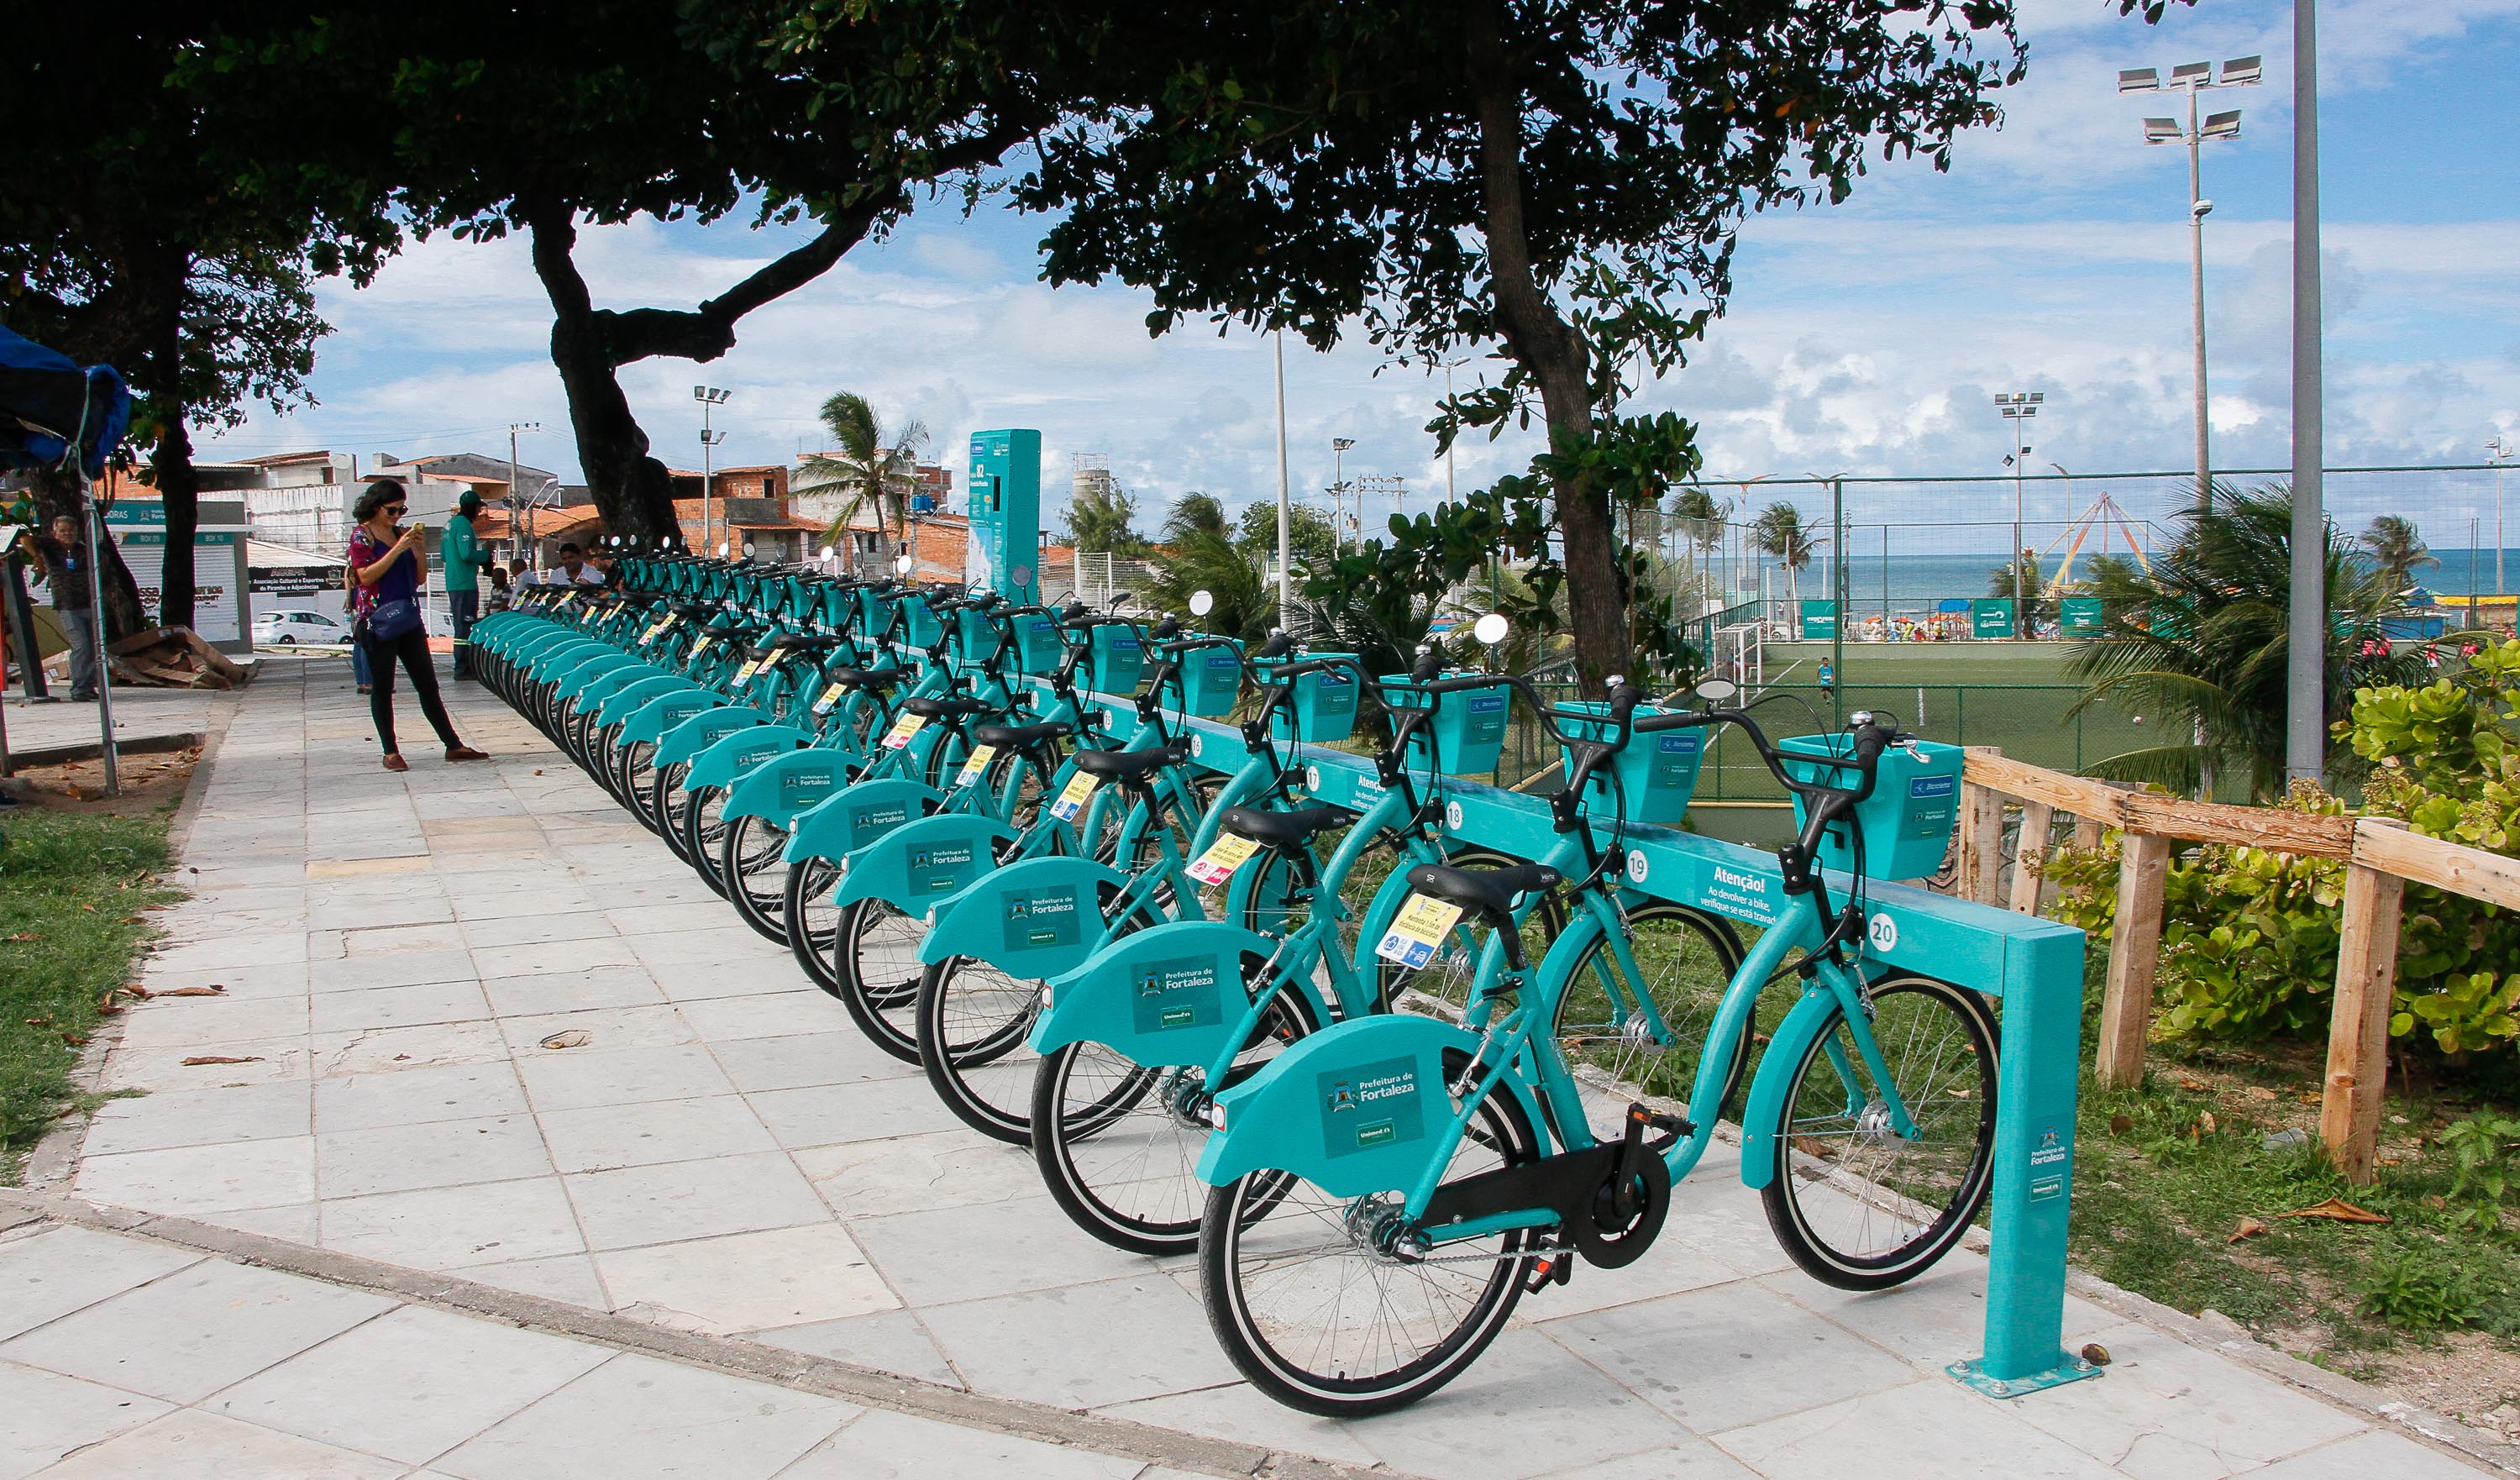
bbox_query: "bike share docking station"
[1059,686,2102,1401]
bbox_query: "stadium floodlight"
[1993,391,2045,639]
[2122,56,2255,513]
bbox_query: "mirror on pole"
[1189,589,1215,617]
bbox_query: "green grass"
[1761,640,2084,689]
[0,811,182,1181]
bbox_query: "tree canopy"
[1020,0,2024,686]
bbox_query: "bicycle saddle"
[1404,862,1562,919]
[1219,805,1354,848]
[1071,742,1188,784]
[827,664,906,691]
[973,720,1074,749]
[900,695,996,720]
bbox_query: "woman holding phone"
[348,480,486,772]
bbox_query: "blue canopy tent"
[0,323,135,791]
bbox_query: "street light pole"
[507,421,539,569]
[1274,331,1293,619]
[2286,11,2323,785]
[694,386,730,553]
[1996,392,2042,638]
[2489,436,2514,594]
[2124,55,2258,515]
[1330,437,1356,556]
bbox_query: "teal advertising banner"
[1971,599,2016,639]
[1798,600,1838,641]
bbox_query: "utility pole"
[1330,437,1356,555]
[2489,435,2514,594]
[1996,392,2042,638]
[2123,55,2258,515]
[507,421,539,569]
[2286,7,2324,785]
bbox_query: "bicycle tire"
[652,760,697,863]
[784,858,845,991]
[1200,1047,1538,1417]
[1548,901,1751,1138]
[681,784,733,897]
[831,897,926,1060]
[1759,974,1998,1291]
[720,813,795,945]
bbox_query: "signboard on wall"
[1970,599,2015,639]
[1798,600,1838,641]
[2058,596,2103,637]
[102,502,251,648]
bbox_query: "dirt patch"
[3,748,198,816]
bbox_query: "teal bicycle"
[1192,674,1996,1414]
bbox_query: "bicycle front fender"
[781,777,945,863]
[598,674,697,729]
[1735,988,1843,1192]
[654,706,771,768]
[683,725,812,790]
[816,811,1017,902]
[1196,1014,1546,1199]
[622,688,724,747]
[722,749,864,827]
[1031,919,1282,1068]
[916,856,1131,980]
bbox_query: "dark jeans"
[358,625,458,755]
[57,605,98,702]
[448,589,480,678]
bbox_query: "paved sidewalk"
[0,1204,1219,1480]
[43,655,2499,1480]
[4,681,220,763]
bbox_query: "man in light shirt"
[538,543,606,587]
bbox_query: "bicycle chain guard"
[1415,1102,1683,1271]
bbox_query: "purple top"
[348,527,417,616]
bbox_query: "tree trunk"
[1465,2,1625,693]
[526,206,685,547]
[147,244,202,632]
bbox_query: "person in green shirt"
[443,490,494,679]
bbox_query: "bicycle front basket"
[1087,625,1146,695]
[1383,674,1512,778]
[1558,702,1703,825]
[1777,735,1963,881]
[1167,640,1245,718]
[1257,654,1361,743]
[1013,612,1068,676]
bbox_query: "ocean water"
[1698,548,2520,608]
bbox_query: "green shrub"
[2355,1242,2489,1330]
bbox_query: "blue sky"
[199,0,2520,546]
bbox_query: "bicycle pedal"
[1623,1103,1692,1154]
[1521,1250,1576,1296]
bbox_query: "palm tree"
[796,392,927,562]
[2359,514,2434,593]
[1668,487,1722,617]
[1987,552,2055,632]
[1751,501,1819,608]
[1163,492,1229,543]
[2070,481,2429,799]
[1143,518,1274,643]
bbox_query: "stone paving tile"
[1104,1383,1384,1467]
[307,979,496,1036]
[311,1020,511,1079]
[1544,1279,1916,1435]
[477,963,665,1018]
[314,1113,554,1199]
[0,1359,176,1480]
[100,1038,313,1092]
[24,1408,409,1480]
[0,1226,202,1342]
[536,1094,779,1173]
[853,1194,1148,1306]
[458,911,615,950]
[915,1273,1242,1409]
[318,1175,585,1269]
[778,1407,1145,1480]
[462,1252,612,1309]
[749,1076,968,1149]
[2003,1320,2367,1477]
[512,1042,734,1110]
[115,995,310,1050]
[1346,1328,1700,1480]
[71,1136,317,1216]
[496,1003,697,1055]
[595,1223,898,1333]
[1525,1441,1760,1480]
[564,1151,830,1252]
[81,1080,312,1157]
[2246,1430,2498,1480]
[0,1257,393,1404]
[434,1351,856,1480]
[746,1309,963,1388]
[711,1030,921,1094]
[313,1059,530,1131]
[792,1131,1039,1220]
[205,1304,612,1466]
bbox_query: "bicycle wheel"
[785,858,845,992]
[682,785,734,896]
[831,897,925,1061]
[721,814,795,945]
[652,760,697,863]
[915,953,1042,1143]
[1550,901,1749,1138]
[1032,968,1313,1254]
[1759,974,1998,1291]
[619,739,665,834]
[1200,1047,1539,1417]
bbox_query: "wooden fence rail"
[1958,750,2520,1183]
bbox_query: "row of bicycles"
[470,546,1998,1416]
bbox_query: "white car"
[253,610,352,647]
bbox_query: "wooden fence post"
[2321,818,2411,1183]
[2095,830,2173,1089]
[2008,800,2055,916]
[1960,748,2005,905]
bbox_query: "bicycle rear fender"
[1735,989,1842,1192]
[722,750,867,827]
[684,726,814,790]
[598,674,696,729]
[572,663,668,716]
[476,617,549,656]
[915,856,1131,981]
[500,627,577,662]
[654,706,771,768]
[1031,919,1280,1068]
[785,778,950,863]
[1195,1015,1546,1199]
[522,640,608,683]
[814,811,1016,903]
